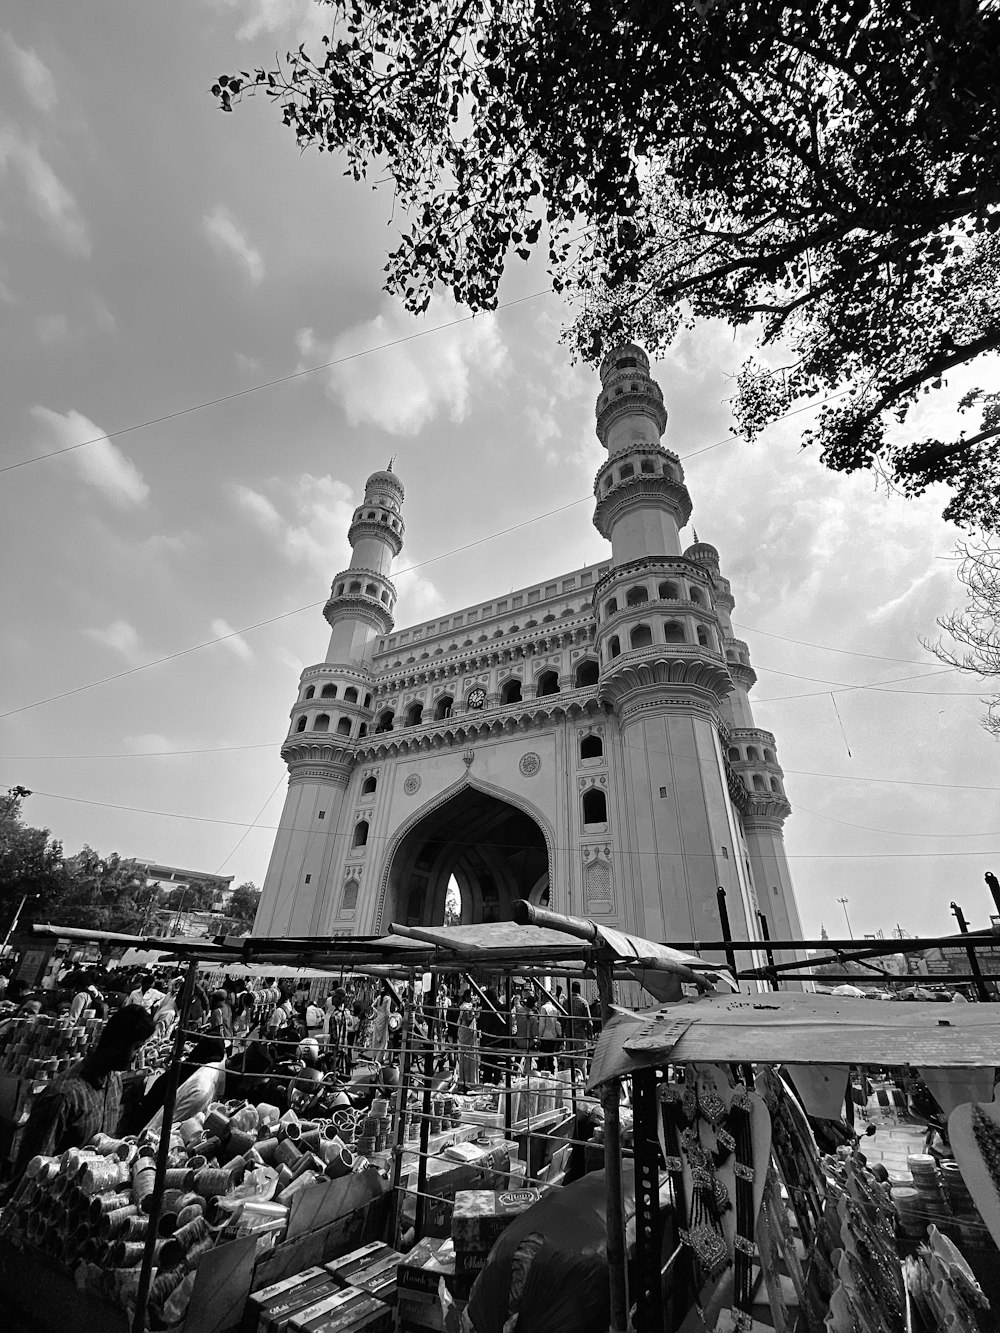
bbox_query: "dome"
[365,467,405,499]
[685,542,720,568]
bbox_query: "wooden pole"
[503,972,513,1138]
[390,970,415,1247]
[598,957,628,1333]
[131,956,199,1333]
[414,971,436,1242]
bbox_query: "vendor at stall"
[11,1004,156,1183]
[124,1035,227,1134]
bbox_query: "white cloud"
[86,619,145,665]
[35,312,69,345]
[298,294,510,436]
[231,482,282,533]
[123,733,175,754]
[211,617,255,663]
[31,406,150,507]
[0,128,90,256]
[2,33,58,112]
[203,205,265,285]
[283,474,356,575]
[394,565,446,623]
[208,0,331,43]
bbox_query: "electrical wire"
[213,772,288,874]
[6,783,1000,857]
[793,802,1000,840]
[1,383,873,721]
[733,621,941,668]
[0,289,554,477]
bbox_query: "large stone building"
[255,346,804,963]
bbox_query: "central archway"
[379,783,551,929]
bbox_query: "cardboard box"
[264,1279,341,1333]
[249,1267,331,1333]
[450,1188,542,1252]
[396,1238,457,1298]
[290,1285,393,1333]
[324,1242,404,1307]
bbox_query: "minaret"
[685,540,803,954]
[254,468,405,935]
[591,345,801,962]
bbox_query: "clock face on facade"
[467,687,487,710]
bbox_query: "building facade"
[255,346,804,962]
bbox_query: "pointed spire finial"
[693,527,699,544]
[387,456,395,472]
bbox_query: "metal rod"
[757,911,778,990]
[716,886,737,975]
[735,973,1000,985]
[950,902,991,1003]
[389,970,415,1248]
[131,956,199,1333]
[413,979,435,1243]
[503,973,513,1138]
[598,958,628,1333]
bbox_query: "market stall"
[1,913,998,1333]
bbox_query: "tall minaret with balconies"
[686,541,803,953]
[254,468,405,935]
[592,345,801,959]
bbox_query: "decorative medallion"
[403,773,421,795]
[519,752,541,777]
[463,749,475,766]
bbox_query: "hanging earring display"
[659,1063,772,1326]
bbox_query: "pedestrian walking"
[537,993,562,1073]
[565,981,593,1082]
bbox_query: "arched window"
[658,581,678,600]
[365,583,376,597]
[689,587,703,605]
[726,649,738,662]
[664,621,686,643]
[336,583,345,596]
[364,693,372,708]
[609,636,621,659]
[630,623,653,649]
[500,678,523,705]
[321,683,337,698]
[640,458,655,474]
[336,717,352,736]
[358,723,367,737]
[753,775,767,792]
[727,747,740,762]
[580,734,603,760]
[375,709,394,733]
[575,659,599,688]
[536,670,560,697]
[361,775,377,795]
[434,694,454,720]
[697,626,710,648]
[619,463,634,480]
[583,788,608,825]
[349,581,361,593]
[304,685,315,700]
[314,713,330,732]
[746,746,760,762]
[626,585,649,607]
[763,748,775,763]
[296,716,307,732]
[341,880,359,912]
[352,820,369,848]
[381,590,389,603]
[770,777,782,793]
[606,598,618,618]
[344,687,358,704]
[405,702,423,727]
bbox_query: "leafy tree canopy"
[228,881,261,934]
[216,1,1000,530]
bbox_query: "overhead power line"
[8,783,1000,858]
[1,289,554,476]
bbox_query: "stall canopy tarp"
[587,990,1000,1089]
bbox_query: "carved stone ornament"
[403,773,421,795]
[519,752,542,777]
[463,749,475,766]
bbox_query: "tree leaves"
[211,0,1000,530]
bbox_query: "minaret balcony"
[597,642,734,709]
[592,470,692,542]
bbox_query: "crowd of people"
[0,960,601,1190]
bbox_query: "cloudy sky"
[2,1,998,947]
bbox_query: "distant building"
[142,863,235,902]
